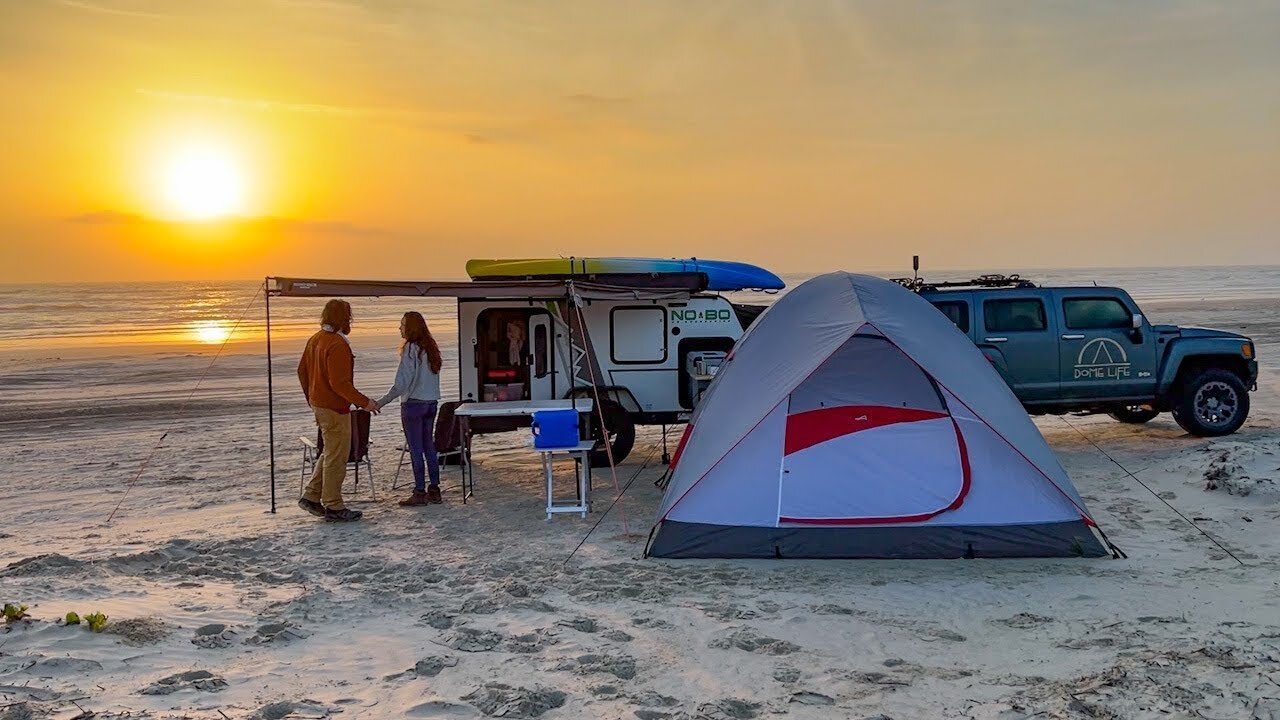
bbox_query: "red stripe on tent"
[779,416,971,525]
[784,406,946,456]
[862,321,1097,527]
[656,322,872,524]
[668,423,693,470]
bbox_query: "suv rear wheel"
[1172,368,1249,437]
[1110,406,1160,424]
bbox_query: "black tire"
[588,399,636,466]
[1109,406,1160,424]
[1172,368,1249,437]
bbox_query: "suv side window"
[930,300,969,333]
[984,299,1046,332]
[1064,298,1131,329]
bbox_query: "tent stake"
[265,278,277,514]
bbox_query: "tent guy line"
[107,284,264,523]
[1056,415,1243,567]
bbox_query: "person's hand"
[364,400,380,415]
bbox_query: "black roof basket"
[891,273,1037,292]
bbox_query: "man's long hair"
[401,311,443,374]
[320,299,353,335]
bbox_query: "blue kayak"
[466,257,785,291]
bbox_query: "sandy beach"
[2,294,1279,720]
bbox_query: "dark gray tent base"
[647,520,1108,559]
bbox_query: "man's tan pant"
[303,407,350,510]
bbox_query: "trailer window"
[533,322,548,377]
[610,307,668,364]
[929,300,969,333]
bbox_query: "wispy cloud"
[135,89,407,118]
[68,210,389,237]
[135,88,663,150]
[565,93,630,107]
[56,0,165,19]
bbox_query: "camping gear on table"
[647,272,1111,560]
[684,350,726,408]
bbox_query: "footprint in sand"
[243,621,307,645]
[789,691,835,706]
[707,628,799,656]
[138,670,228,695]
[559,653,638,680]
[991,613,1054,629]
[462,683,567,718]
[695,698,762,720]
[557,617,599,633]
[419,609,457,629]
[191,623,237,649]
[22,657,103,678]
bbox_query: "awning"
[266,276,694,301]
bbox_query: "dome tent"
[647,272,1110,559]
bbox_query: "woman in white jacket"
[376,311,444,506]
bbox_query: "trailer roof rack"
[891,273,1037,292]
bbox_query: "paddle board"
[465,257,784,291]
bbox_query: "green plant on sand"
[3,603,29,622]
[85,611,109,632]
[65,611,82,626]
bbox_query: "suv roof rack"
[891,273,1037,292]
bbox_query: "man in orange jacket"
[297,299,379,521]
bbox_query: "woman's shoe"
[399,491,429,507]
[426,486,443,504]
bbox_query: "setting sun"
[160,144,246,220]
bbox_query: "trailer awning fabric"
[267,276,692,301]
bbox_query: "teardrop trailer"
[261,258,784,508]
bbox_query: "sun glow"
[160,143,246,220]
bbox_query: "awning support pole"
[265,278,277,514]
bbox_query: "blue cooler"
[531,409,580,449]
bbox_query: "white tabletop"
[454,399,594,417]
[533,440,598,455]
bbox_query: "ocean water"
[2,265,1278,357]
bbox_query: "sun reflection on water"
[191,320,232,344]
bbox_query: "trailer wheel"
[590,399,636,466]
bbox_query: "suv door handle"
[984,337,1008,343]
[1061,334,1085,340]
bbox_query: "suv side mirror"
[1131,314,1144,329]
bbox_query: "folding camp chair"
[299,409,376,501]
[391,401,467,494]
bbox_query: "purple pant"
[401,400,440,492]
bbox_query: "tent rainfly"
[647,272,1114,560]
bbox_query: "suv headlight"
[1242,342,1254,359]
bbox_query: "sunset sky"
[2,1,1277,282]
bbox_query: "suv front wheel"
[1172,368,1249,437]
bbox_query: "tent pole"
[265,278,277,514]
